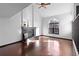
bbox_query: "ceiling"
[0,3,31,18]
[37,3,74,17]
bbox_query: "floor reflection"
[0,36,76,56]
[51,40,60,55]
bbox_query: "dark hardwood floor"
[0,36,76,56]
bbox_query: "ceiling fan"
[37,3,51,8]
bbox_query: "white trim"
[73,3,79,22]
[46,34,72,40]
[72,40,79,56]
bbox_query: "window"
[49,18,59,34]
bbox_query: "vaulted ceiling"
[34,3,74,17]
[0,3,31,18]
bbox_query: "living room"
[0,3,78,56]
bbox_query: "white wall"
[23,5,32,27]
[0,18,9,46]
[0,12,21,46]
[23,4,42,36]
[41,3,74,39]
[42,13,74,39]
[33,4,42,35]
[0,4,42,46]
[59,13,73,39]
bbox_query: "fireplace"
[22,27,36,39]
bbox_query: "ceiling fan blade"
[39,6,42,8]
[36,3,42,5]
[44,3,51,5]
[39,5,47,8]
[47,3,51,5]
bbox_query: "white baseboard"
[72,40,79,56]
